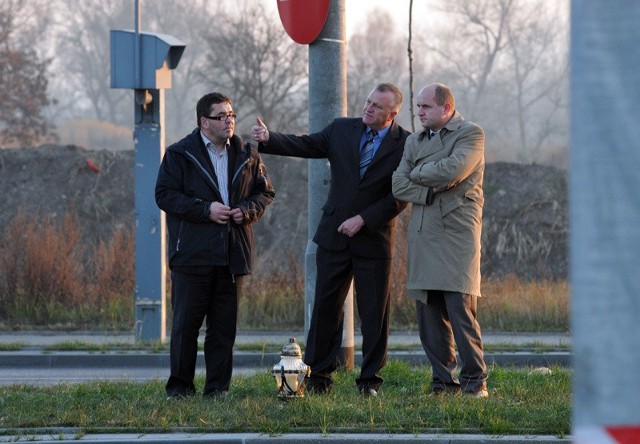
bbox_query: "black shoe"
[166,392,190,401]
[429,385,461,397]
[359,387,378,397]
[203,389,229,399]
[306,383,331,395]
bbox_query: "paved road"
[0,331,571,386]
[0,330,572,347]
[0,366,264,386]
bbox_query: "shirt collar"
[201,131,229,151]
[417,111,462,141]
[418,129,441,141]
[368,124,391,140]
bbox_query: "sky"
[265,0,434,39]
[344,0,433,36]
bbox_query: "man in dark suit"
[251,83,410,396]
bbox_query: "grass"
[0,361,570,437]
[480,277,569,332]
[0,274,570,334]
[0,209,134,331]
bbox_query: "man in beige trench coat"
[392,83,488,398]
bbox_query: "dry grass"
[480,276,569,332]
[0,210,569,332]
[0,208,134,329]
[241,255,305,330]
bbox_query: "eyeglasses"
[203,113,237,121]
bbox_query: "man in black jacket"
[251,83,410,396]
[156,92,274,399]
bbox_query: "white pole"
[571,0,640,438]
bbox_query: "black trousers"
[304,246,391,391]
[166,268,239,397]
[416,291,487,393]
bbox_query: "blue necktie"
[359,129,378,177]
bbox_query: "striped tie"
[359,129,378,177]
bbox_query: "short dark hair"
[196,92,232,128]
[375,83,403,112]
[433,83,455,110]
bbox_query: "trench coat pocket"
[464,190,484,206]
[441,196,464,217]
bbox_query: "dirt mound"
[481,162,567,280]
[0,145,134,241]
[0,146,567,280]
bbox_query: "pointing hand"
[252,117,269,143]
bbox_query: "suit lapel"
[352,120,367,168]
[415,129,453,165]
[421,112,462,159]
[346,120,365,171]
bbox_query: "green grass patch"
[0,342,24,351]
[40,341,168,353]
[0,361,570,437]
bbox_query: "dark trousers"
[166,268,239,397]
[304,246,391,391]
[416,291,487,393]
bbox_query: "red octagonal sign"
[277,0,331,45]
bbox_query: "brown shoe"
[464,389,489,398]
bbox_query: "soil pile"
[0,145,567,280]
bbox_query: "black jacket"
[155,129,275,275]
[260,118,409,258]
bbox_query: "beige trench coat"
[392,112,485,297]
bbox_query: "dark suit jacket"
[260,118,410,258]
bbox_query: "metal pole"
[133,88,167,343]
[134,0,141,87]
[571,0,640,439]
[306,0,353,369]
[131,0,166,343]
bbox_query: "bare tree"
[417,0,569,164]
[424,0,515,115]
[196,2,308,134]
[53,1,133,126]
[51,0,230,142]
[504,1,569,161]
[407,0,416,132]
[49,1,308,144]
[0,0,56,147]
[347,10,408,118]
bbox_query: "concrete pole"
[571,1,640,439]
[306,0,353,369]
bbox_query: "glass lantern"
[272,337,311,399]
